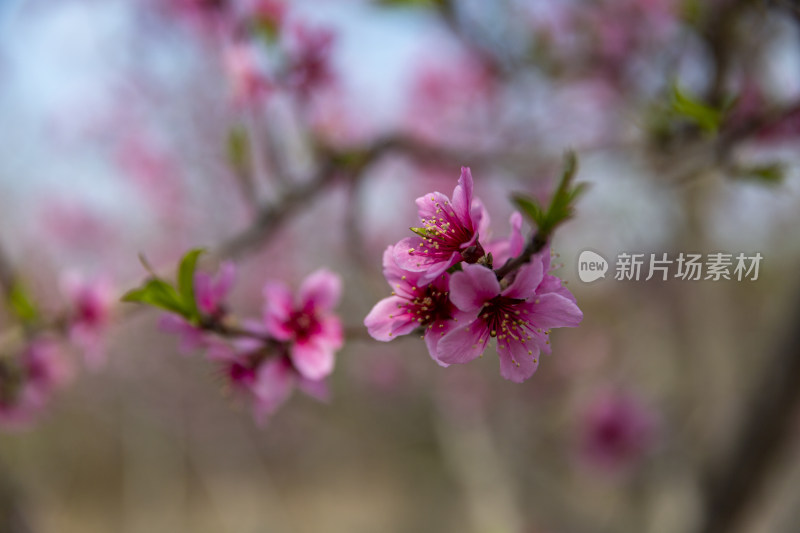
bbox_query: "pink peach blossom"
[364,245,468,364]
[159,262,235,354]
[484,211,525,268]
[159,314,208,354]
[262,269,343,381]
[208,340,328,423]
[195,261,236,316]
[0,340,71,430]
[251,356,329,422]
[61,274,114,369]
[393,167,486,283]
[225,44,272,108]
[437,256,582,383]
[578,390,659,472]
[285,22,336,100]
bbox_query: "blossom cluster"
[159,263,343,422]
[169,0,336,108]
[364,168,583,383]
[0,275,115,430]
[0,339,70,429]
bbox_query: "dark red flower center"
[288,309,322,342]
[77,296,103,325]
[397,280,454,328]
[409,198,477,262]
[480,296,533,342]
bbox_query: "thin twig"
[216,156,340,258]
[0,245,15,298]
[494,233,548,280]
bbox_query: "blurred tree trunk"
[698,291,800,533]
[0,467,32,533]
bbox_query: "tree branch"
[0,245,15,299]
[215,134,519,259]
[494,233,548,280]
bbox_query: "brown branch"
[494,232,548,280]
[0,245,15,298]
[717,99,800,156]
[343,170,371,271]
[216,156,340,258]
[215,134,515,259]
[197,314,372,352]
[0,460,32,533]
[702,0,753,107]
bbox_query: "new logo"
[578,250,608,283]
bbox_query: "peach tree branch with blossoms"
[117,153,586,421]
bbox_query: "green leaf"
[121,279,189,317]
[511,151,585,237]
[8,281,38,324]
[177,248,204,320]
[446,263,463,274]
[330,149,371,170]
[511,194,546,227]
[566,182,589,204]
[733,163,785,186]
[679,0,703,26]
[669,84,724,134]
[556,150,578,190]
[227,126,251,175]
[252,18,280,44]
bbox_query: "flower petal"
[449,263,500,313]
[507,212,524,257]
[485,212,524,267]
[528,293,583,329]
[195,262,236,314]
[299,269,341,312]
[437,319,490,364]
[364,296,417,341]
[318,315,344,350]
[415,191,453,222]
[214,261,236,299]
[382,245,420,298]
[194,272,215,314]
[497,339,540,383]
[423,317,464,367]
[394,236,447,272]
[205,339,236,362]
[251,357,294,420]
[502,260,544,300]
[393,237,459,283]
[291,340,335,380]
[451,167,475,227]
[158,314,206,354]
[537,248,552,273]
[538,273,577,303]
[263,281,294,340]
[475,198,491,240]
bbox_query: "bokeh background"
[2,0,800,532]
